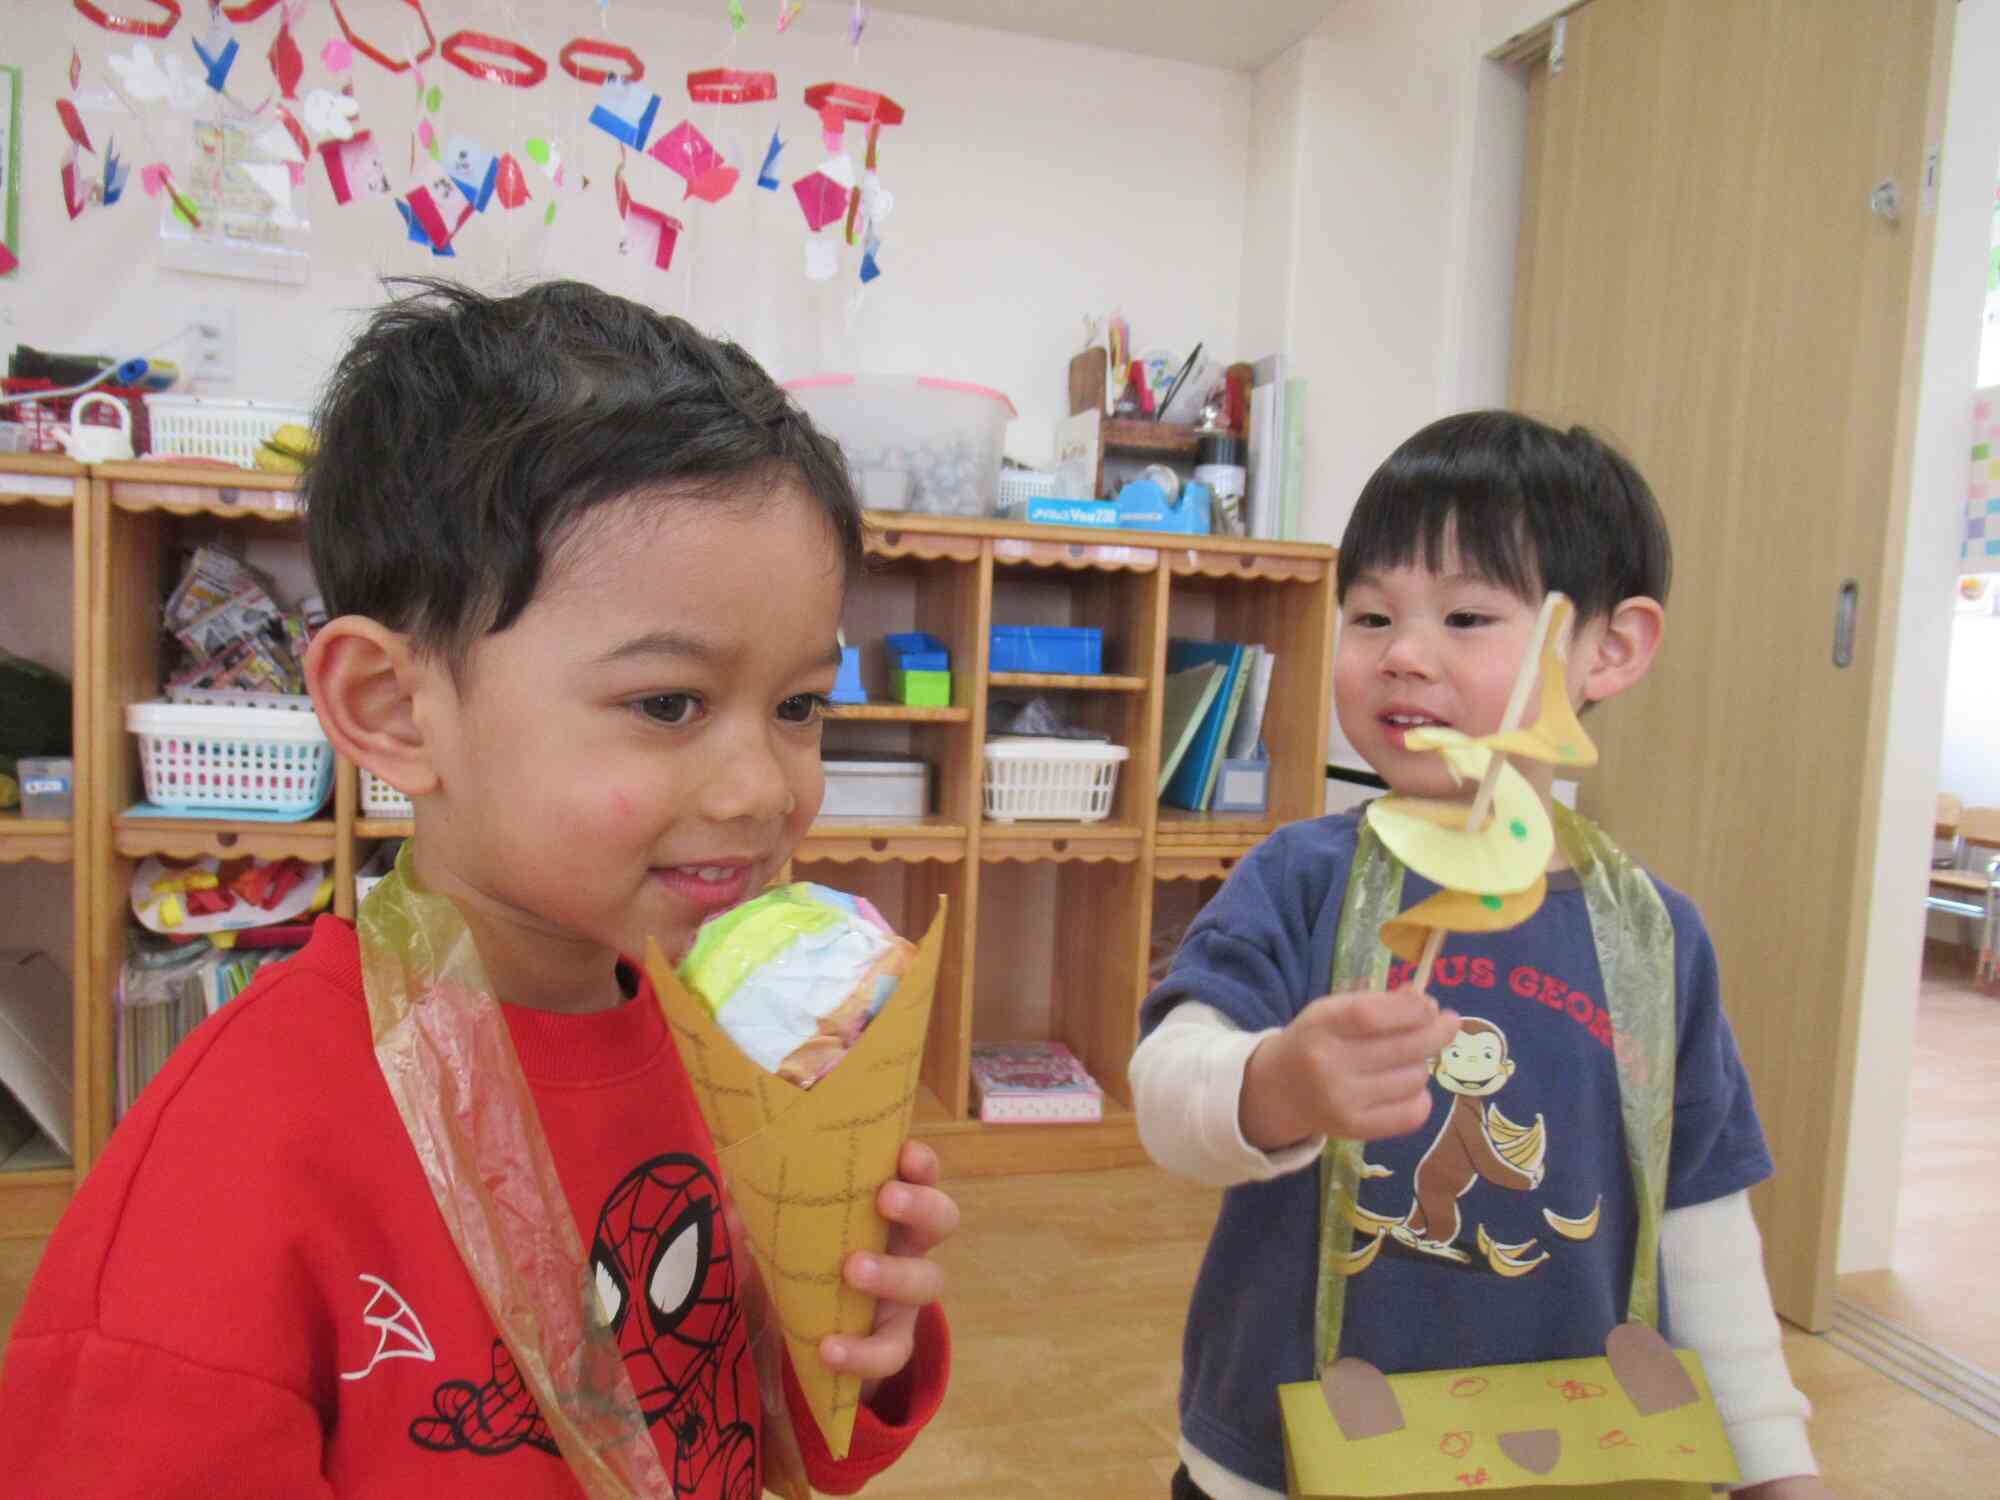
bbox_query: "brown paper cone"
[645,899,947,1460]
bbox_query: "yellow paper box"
[1280,1330,1738,1499]
[644,899,946,1461]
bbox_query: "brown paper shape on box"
[644,899,946,1460]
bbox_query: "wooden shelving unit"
[6,469,1335,1220]
[0,454,90,1236]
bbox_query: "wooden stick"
[1412,593,1567,995]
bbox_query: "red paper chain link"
[687,68,776,105]
[559,38,644,86]
[220,0,283,20]
[330,0,435,73]
[439,30,547,88]
[71,0,181,38]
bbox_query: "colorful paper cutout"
[728,0,746,32]
[792,170,846,232]
[319,131,387,203]
[494,153,531,208]
[859,232,882,284]
[649,120,722,184]
[190,32,241,93]
[56,99,95,154]
[441,139,497,210]
[69,48,83,92]
[107,42,203,109]
[848,1,869,47]
[73,1,182,40]
[439,30,548,88]
[321,37,353,71]
[237,160,300,225]
[400,170,472,249]
[268,19,303,98]
[102,142,130,205]
[589,78,660,150]
[777,0,804,32]
[303,87,361,140]
[61,149,89,220]
[395,199,454,255]
[0,241,18,277]
[757,130,785,189]
[621,198,684,270]
[687,165,739,203]
[802,81,905,127]
[686,68,776,104]
[561,38,643,84]
[330,0,436,73]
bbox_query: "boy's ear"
[305,616,440,798]
[1579,596,1664,706]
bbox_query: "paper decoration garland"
[1363,594,1598,990]
[220,0,282,20]
[330,0,435,73]
[687,68,777,104]
[439,31,547,88]
[73,0,182,39]
[560,39,644,85]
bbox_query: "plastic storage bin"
[989,625,1103,675]
[981,737,1128,822]
[142,394,314,468]
[15,758,73,819]
[125,699,334,817]
[359,768,414,818]
[821,754,930,818]
[785,375,1017,516]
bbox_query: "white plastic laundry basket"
[981,737,1128,822]
[143,395,314,468]
[126,699,333,817]
[359,768,415,818]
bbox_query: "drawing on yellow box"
[1337,1016,1605,1280]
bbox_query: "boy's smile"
[1336,551,1592,804]
[407,485,846,1013]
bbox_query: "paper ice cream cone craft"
[646,885,946,1460]
[1365,595,1597,987]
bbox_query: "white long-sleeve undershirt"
[1131,1002,1817,1498]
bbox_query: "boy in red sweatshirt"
[0,279,952,1496]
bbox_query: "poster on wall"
[158,114,311,285]
[0,65,20,276]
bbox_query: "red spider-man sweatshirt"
[0,916,948,1496]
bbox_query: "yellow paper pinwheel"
[1364,595,1597,984]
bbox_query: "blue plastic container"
[989,625,1103,675]
[884,631,951,671]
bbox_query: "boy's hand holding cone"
[645,884,951,1462]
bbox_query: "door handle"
[1833,580,1858,668]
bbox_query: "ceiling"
[866,0,1341,73]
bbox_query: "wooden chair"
[1927,804,2000,980]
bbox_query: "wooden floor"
[4,954,1997,1491]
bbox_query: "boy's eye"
[776,693,829,725]
[635,692,702,726]
[1445,610,1494,629]
[1348,611,1391,629]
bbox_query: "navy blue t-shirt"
[1139,811,1773,1493]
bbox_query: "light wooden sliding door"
[1510,0,1952,1329]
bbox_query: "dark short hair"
[1335,410,1671,622]
[302,278,863,668]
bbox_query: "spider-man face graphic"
[412,1154,758,1498]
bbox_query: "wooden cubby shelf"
[987,672,1148,693]
[1,473,1333,1227]
[0,816,75,865]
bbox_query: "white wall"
[1940,609,2000,807]
[2,1,1250,467]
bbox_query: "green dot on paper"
[1481,895,1503,911]
[1509,819,1528,840]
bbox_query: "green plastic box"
[893,669,952,707]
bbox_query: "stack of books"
[1157,638,1277,812]
[969,1040,1105,1124]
